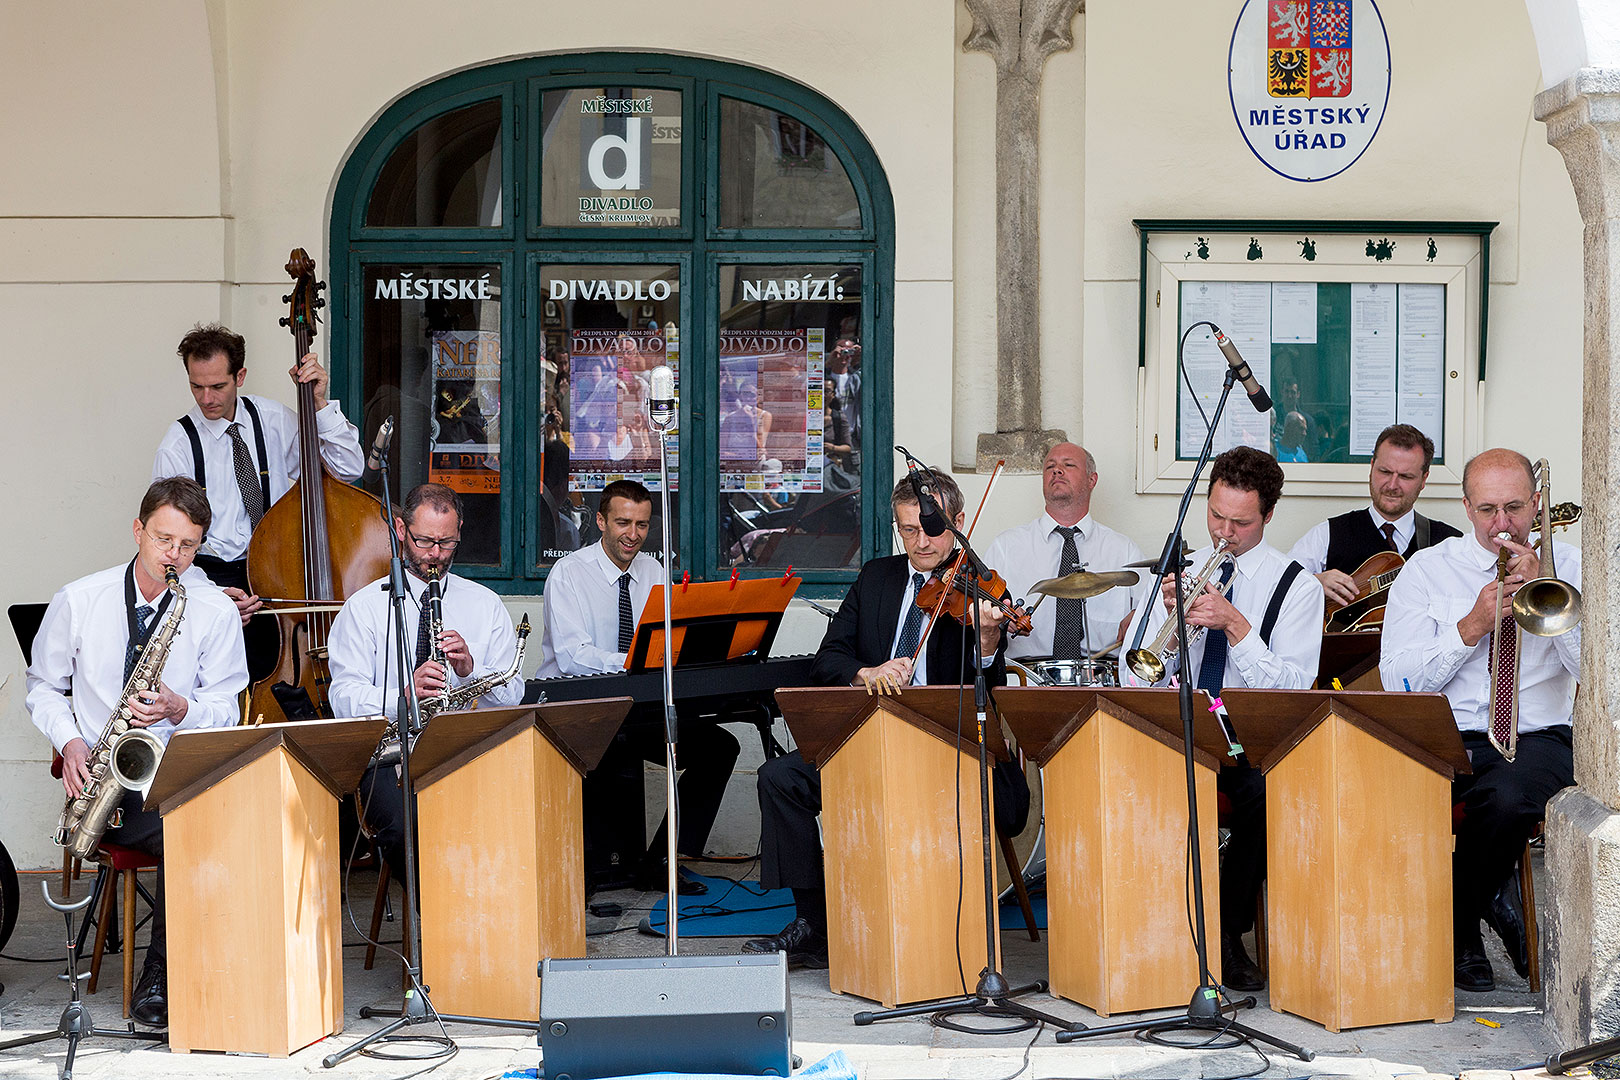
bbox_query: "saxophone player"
[327,483,524,887]
[25,477,249,1028]
[1120,447,1324,992]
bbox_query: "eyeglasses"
[406,528,460,552]
[895,525,925,541]
[144,529,202,555]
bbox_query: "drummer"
[986,443,1144,667]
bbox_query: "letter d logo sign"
[587,117,644,190]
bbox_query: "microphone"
[366,415,395,472]
[910,469,950,537]
[648,365,676,431]
[1211,326,1273,413]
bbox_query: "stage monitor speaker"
[539,953,792,1080]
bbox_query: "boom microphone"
[366,415,395,472]
[1211,326,1273,413]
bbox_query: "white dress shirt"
[1120,541,1324,691]
[26,563,248,753]
[537,541,665,678]
[327,570,523,722]
[1380,534,1580,735]
[1288,505,1417,575]
[152,393,366,561]
[986,512,1146,660]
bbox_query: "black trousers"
[102,789,165,971]
[193,553,277,684]
[1454,727,1573,946]
[619,717,741,860]
[358,762,414,886]
[758,750,823,892]
[1218,763,1266,936]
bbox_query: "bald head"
[1042,442,1099,526]
[1461,448,1535,502]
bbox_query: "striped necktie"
[618,572,634,652]
[228,422,265,528]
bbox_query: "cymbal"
[1028,569,1140,600]
[1124,540,1192,570]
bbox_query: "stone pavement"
[0,857,1586,1080]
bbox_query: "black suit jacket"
[811,553,1007,688]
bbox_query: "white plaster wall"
[0,0,959,867]
[955,0,1582,564]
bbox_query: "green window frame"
[330,53,895,595]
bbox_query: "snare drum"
[1023,656,1118,687]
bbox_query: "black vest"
[1324,509,1461,574]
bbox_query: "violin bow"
[902,459,1004,671]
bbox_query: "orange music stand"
[624,575,802,670]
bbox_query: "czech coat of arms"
[1268,0,1352,98]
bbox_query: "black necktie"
[124,604,154,683]
[1051,525,1085,660]
[1381,522,1399,552]
[228,422,265,528]
[617,572,634,652]
[1195,561,1237,693]
[894,573,928,665]
[415,579,440,667]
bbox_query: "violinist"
[744,468,1008,971]
[151,324,364,641]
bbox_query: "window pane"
[360,264,504,567]
[539,88,682,229]
[366,100,503,228]
[719,98,861,229]
[537,264,681,570]
[717,264,863,570]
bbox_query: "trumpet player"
[328,483,523,886]
[25,478,248,1028]
[1381,449,1581,993]
[1122,447,1324,992]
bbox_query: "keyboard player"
[537,478,738,894]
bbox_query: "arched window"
[330,54,894,592]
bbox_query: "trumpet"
[1127,538,1234,683]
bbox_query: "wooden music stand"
[776,686,1009,1009]
[1220,689,1470,1032]
[410,699,631,1022]
[624,575,801,670]
[994,687,1228,1015]
[146,717,385,1056]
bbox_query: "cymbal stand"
[0,881,163,1080]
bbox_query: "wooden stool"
[363,859,413,988]
[84,843,160,1018]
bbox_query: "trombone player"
[1381,448,1581,993]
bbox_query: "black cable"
[953,616,969,998]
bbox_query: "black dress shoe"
[742,917,829,970]
[636,863,708,896]
[131,960,168,1027]
[1455,942,1495,992]
[1220,930,1265,992]
[1485,881,1531,980]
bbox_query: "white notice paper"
[1397,283,1447,456]
[1179,282,1273,456]
[1271,283,1318,343]
[1349,282,1397,455]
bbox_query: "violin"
[915,553,1033,637]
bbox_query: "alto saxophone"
[55,566,186,860]
[373,614,533,766]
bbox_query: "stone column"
[1536,68,1620,1045]
[965,0,1083,472]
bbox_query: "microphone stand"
[651,399,680,953]
[324,433,538,1070]
[853,466,1073,1033]
[1054,322,1311,1060]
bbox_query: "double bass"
[246,249,392,723]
